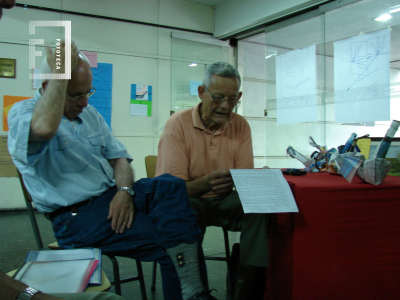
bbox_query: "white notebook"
[14,259,98,293]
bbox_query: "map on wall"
[276,45,317,125]
[334,28,390,123]
[90,63,113,129]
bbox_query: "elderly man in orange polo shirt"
[156,62,269,300]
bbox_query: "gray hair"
[202,62,241,89]
[40,48,89,83]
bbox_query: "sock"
[166,241,204,300]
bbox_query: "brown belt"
[47,199,91,219]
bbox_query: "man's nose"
[77,96,89,107]
[219,99,231,109]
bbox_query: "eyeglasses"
[204,86,239,106]
[66,87,96,103]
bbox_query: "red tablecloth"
[265,173,400,300]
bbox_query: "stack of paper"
[230,169,298,214]
[14,248,101,293]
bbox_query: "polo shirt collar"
[192,102,232,135]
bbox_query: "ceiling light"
[374,14,392,21]
[390,5,400,13]
[265,53,277,59]
[188,63,197,67]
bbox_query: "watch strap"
[17,287,40,300]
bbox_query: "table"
[264,173,400,300]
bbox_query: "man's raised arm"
[30,41,79,142]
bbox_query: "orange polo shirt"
[156,102,254,198]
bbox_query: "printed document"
[230,169,298,214]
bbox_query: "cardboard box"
[0,135,10,156]
[0,136,17,177]
[0,155,17,177]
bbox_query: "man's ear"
[198,85,206,101]
[237,91,243,101]
[41,80,49,92]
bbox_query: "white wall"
[0,0,215,209]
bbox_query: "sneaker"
[188,290,218,300]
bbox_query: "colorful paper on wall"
[130,84,152,116]
[82,51,98,68]
[91,63,112,129]
[3,95,31,131]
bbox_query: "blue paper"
[91,63,113,129]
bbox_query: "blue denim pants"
[48,174,203,300]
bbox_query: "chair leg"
[105,255,148,300]
[151,261,157,291]
[106,255,122,296]
[136,260,147,300]
[223,228,232,300]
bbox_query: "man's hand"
[108,191,135,234]
[208,169,234,196]
[45,39,79,74]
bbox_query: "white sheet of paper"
[17,260,94,293]
[276,45,317,125]
[334,29,390,123]
[35,249,94,261]
[130,104,147,116]
[230,169,298,214]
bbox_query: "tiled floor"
[0,210,241,300]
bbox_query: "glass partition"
[240,0,400,168]
[171,36,228,114]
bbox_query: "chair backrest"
[145,155,157,178]
[17,170,33,203]
[17,170,44,250]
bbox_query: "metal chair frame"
[18,171,147,299]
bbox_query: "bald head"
[41,51,91,83]
[63,54,93,120]
[69,56,93,88]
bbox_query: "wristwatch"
[17,287,40,300]
[117,186,134,196]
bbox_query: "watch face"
[119,187,134,196]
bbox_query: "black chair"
[17,171,147,299]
